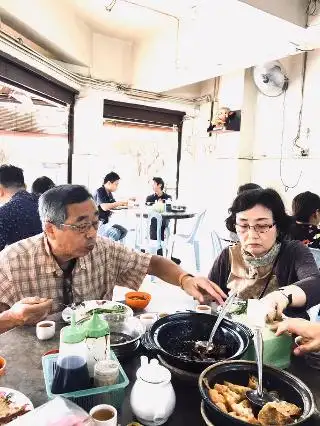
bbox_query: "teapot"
[130,356,176,426]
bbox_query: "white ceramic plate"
[62,300,133,323]
[0,387,33,420]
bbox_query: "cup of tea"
[36,320,55,340]
[90,404,117,425]
[0,356,6,376]
[139,313,158,331]
[195,305,211,314]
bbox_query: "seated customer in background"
[209,188,320,321]
[146,177,172,256]
[0,164,42,251]
[94,171,131,241]
[146,177,172,205]
[0,184,226,333]
[31,176,55,197]
[290,191,320,249]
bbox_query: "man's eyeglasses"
[235,223,275,234]
[59,221,99,234]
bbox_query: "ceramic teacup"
[139,313,158,331]
[36,320,55,340]
[90,404,117,426]
[195,305,212,314]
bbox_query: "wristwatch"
[278,288,293,307]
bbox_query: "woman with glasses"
[208,188,320,321]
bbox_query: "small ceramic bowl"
[125,291,151,310]
[0,356,6,376]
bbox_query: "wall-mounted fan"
[253,61,289,97]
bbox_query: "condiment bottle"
[52,313,90,394]
[83,310,110,377]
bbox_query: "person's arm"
[261,242,320,321]
[208,247,231,295]
[0,298,53,333]
[275,318,320,355]
[99,200,127,211]
[0,306,23,332]
[95,189,126,212]
[148,255,227,304]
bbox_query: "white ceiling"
[67,0,201,40]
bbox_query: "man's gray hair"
[38,184,93,228]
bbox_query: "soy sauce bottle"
[51,313,90,394]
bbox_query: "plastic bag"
[9,396,94,425]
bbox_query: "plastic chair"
[167,210,206,272]
[211,230,225,260]
[134,211,166,255]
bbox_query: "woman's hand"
[275,318,320,355]
[9,297,53,325]
[260,290,289,323]
[181,276,227,305]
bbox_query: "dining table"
[1,310,320,426]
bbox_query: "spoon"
[195,291,237,352]
[246,327,277,409]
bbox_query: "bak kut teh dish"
[204,376,301,425]
[199,360,315,426]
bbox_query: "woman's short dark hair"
[31,176,55,196]
[292,191,320,222]
[226,188,292,241]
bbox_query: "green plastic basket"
[42,351,129,412]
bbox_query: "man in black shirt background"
[146,177,172,205]
[94,171,128,241]
[0,164,42,250]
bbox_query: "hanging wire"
[293,53,307,151]
[105,0,117,12]
[279,89,303,192]
[306,0,320,16]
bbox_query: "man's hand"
[260,291,289,323]
[275,318,320,355]
[181,276,227,304]
[9,297,53,325]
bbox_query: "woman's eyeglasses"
[235,223,275,234]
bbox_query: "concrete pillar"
[72,88,104,191]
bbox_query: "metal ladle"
[246,327,277,409]
[195,291,237,352]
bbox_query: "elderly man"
[0,185,226,332]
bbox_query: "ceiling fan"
[253,61,289,97]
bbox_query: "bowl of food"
[62,300,133,324]
[108,316,146,358]
[125,291,151,310]
[147,312,252,373]
[199,360,314,426]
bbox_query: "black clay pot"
[146,312,252,373]
[199,360,315,426]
